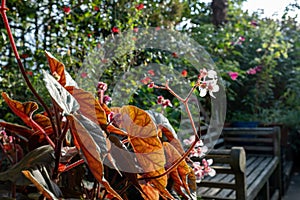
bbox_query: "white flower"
[199,80,219,98]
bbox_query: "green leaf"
[42,70,79,114]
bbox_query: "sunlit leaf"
[22,169,59,200]
[65,86,106,124]
[159,125,185,155]
[33,113,51,128]
[45,51,66,86]
[108,135,148,198]
[146,110,185,155]
[43,71,79,114]
[67,114,122,200]
[117,105,173,199]
[1,92,39,130]
[140,183,160,200]
[101,103,112,115]
[66,86,127,136]
[163,142,192,198]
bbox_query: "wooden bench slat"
[246,157,279,200]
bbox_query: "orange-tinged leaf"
[2,92,40,131]
[101,103,112,115]
[110,107,121,113]
[163,142,192,197]
[33,113,51,128]
[106,124,127,136]
[117,105,174,199]
[22,170,58,200]
[159,125,185,155]
[45,51,66,86]
[66,86,107,125]
[67,114,122,200]
[118,105,164,172]
[66,87,127,136]
[140,183,159,200]
[146,110,185,155]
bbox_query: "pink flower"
[155,26,161,31]
[228,71,238,80]
[181,69,188,77]
[63,6,71,14]
[162,99,173,108]
[133,27,139,33]
[239,36,245,42]
[250,20,258,27]
[254,65,262,72]
[157,96,164,104]
[148,69,155,76]
[135,3,144,10]
[172,52,178,58]
[140,76,151,85]
[103,95,112,104]
[148,82,155,88]
[94,6,100,11]
[112,27,119,34]
[247,68,257,75]
[81,72,88,78]
[97,82,108,91]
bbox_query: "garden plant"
[0,0,228,199]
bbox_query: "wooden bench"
[195,127,282,200]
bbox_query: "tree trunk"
[211,0,228,26]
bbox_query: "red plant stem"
[53,119,70,180]
[0,1,58,138]
[31,120,55,148]
[63,159,85,172]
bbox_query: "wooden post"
[231,147,246,200]
[273,126,282,198]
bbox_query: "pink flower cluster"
[157,95,173,108]
[183,135,208,158]
[247,65,262,75]
[193,159,216,183]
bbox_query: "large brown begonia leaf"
[67,114,122,200]
[146,110,185,155]
[45,50,66,86]
[1,92,40,130]
[117,105,173,199]
[163,142,192,198]
[22,169,59,200]
[65,86,126,136]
